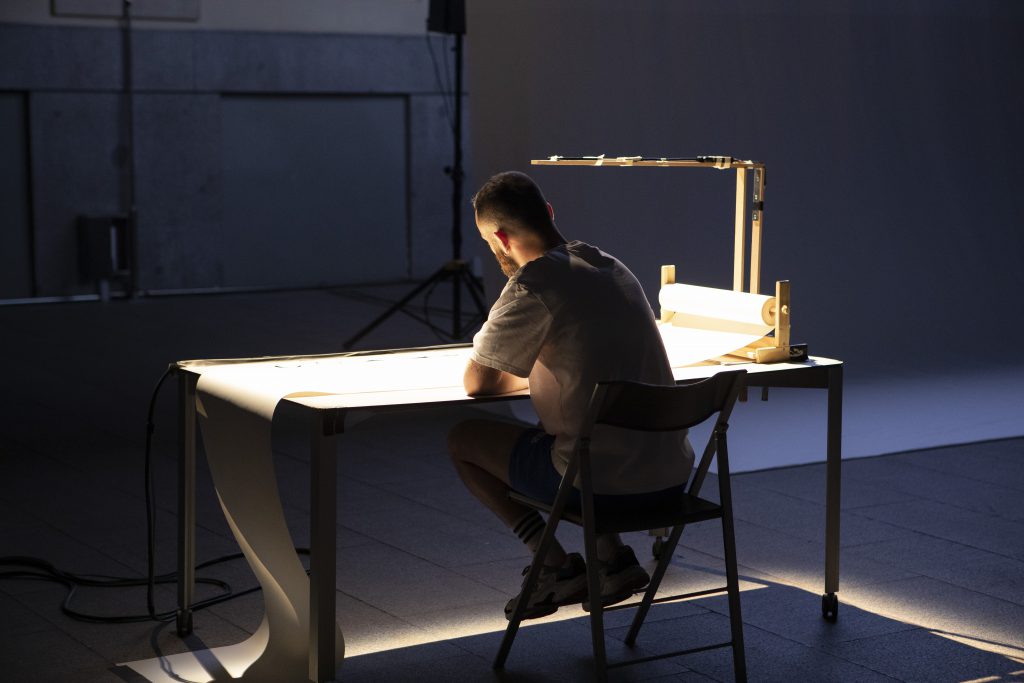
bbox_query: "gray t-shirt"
[471,240,694,494]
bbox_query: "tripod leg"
[462,269,488,314]
[454,269,490,339]
[461,269,488,312]
[342,267,451,349]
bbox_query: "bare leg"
[448,418,567,567]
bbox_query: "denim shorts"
[508,428,565,504]
[508,427,687,513]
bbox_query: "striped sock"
[512,511,546,553]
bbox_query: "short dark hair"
[471,171,553,233]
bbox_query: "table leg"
[309,412,338,682]
[177,370,197,636]
[823,364,843,621]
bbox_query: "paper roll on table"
[656,281,790,367]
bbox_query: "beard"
[494,249,520,278]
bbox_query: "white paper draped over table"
[184,348,473,682]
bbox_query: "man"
[448,171,693,619]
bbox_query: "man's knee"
[448,418,524,467]
[447,418,489,461]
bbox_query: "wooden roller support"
[733,168,747,292]
[660,265,676,322]
[749,168,765,295]
[753,280,791,363]
[659,265,792,364]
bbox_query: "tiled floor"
[1,287,1022,682]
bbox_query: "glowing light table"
[171,345,842,682]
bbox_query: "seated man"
[448,171,694,619]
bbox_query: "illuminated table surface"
[170,344,842,683]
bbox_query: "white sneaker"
[504,552,588,620]
[583,545,650,611]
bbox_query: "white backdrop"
[467,1,1024,467]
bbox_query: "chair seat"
[509,490,723,535]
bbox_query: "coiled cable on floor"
[0,365,308,625]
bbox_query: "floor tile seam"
[844,500,1024,533]
[361,594,511,622]
[6,514,150,578]
[195,605,261,639]
[810,645,909,682]
[333,586,435,631]
[336,477,452,514]
[333,532,518,594]
[847,462,1024,501]
[846,572,1024,615]
[717,514,827,548]
[443,551,536,579]
[336,508,517,549]
[822,623,926,650]
[336,466,456,491]
[841,510,1024,561]
[667,549,793,589]
[730,482,831,512]
[659,557,802,606]
[841,534,1003,563]
[851,458,1024,495]
[694,599,848,649]
[334,525,380,549]
[326,485,520,541]
[668,612,907,683]
[3,528,237,622]
[5,586,155,667]
[840,555,1024,608]
[843,436,1024,464]
[737,483,932,514]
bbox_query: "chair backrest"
[587,370,747,435]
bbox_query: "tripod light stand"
[343,0,486,349]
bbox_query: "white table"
[171,345,842,683]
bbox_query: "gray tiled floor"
[1,287,1023,682]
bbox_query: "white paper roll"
[659,283,776,326]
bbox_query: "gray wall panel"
[133,93,221,290]
[29,92,124,295]
[194,32,437,94]
[3,23,458,297]
[0,93,33,298]
[0,24,121,91]
[221,95,407,288]
[132,29,197,91]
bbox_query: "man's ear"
[547,202,555,222]
[494,229,511,252]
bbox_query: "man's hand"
[463,359,529,396]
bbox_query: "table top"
[180,344,840,412]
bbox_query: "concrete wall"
[0,17,465,296]
[0,0,429,34]
[466,1,1024,377]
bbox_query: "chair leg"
[721,513,746,682]
[624,522,684,645]
[582,523,607,682]
[494,510,564,669]
[717,437,747,682]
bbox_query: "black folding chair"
[494,369,748,682]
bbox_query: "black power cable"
[0,365,309,625]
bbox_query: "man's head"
[471,171,562,277]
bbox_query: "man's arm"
[463,359,529,396]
